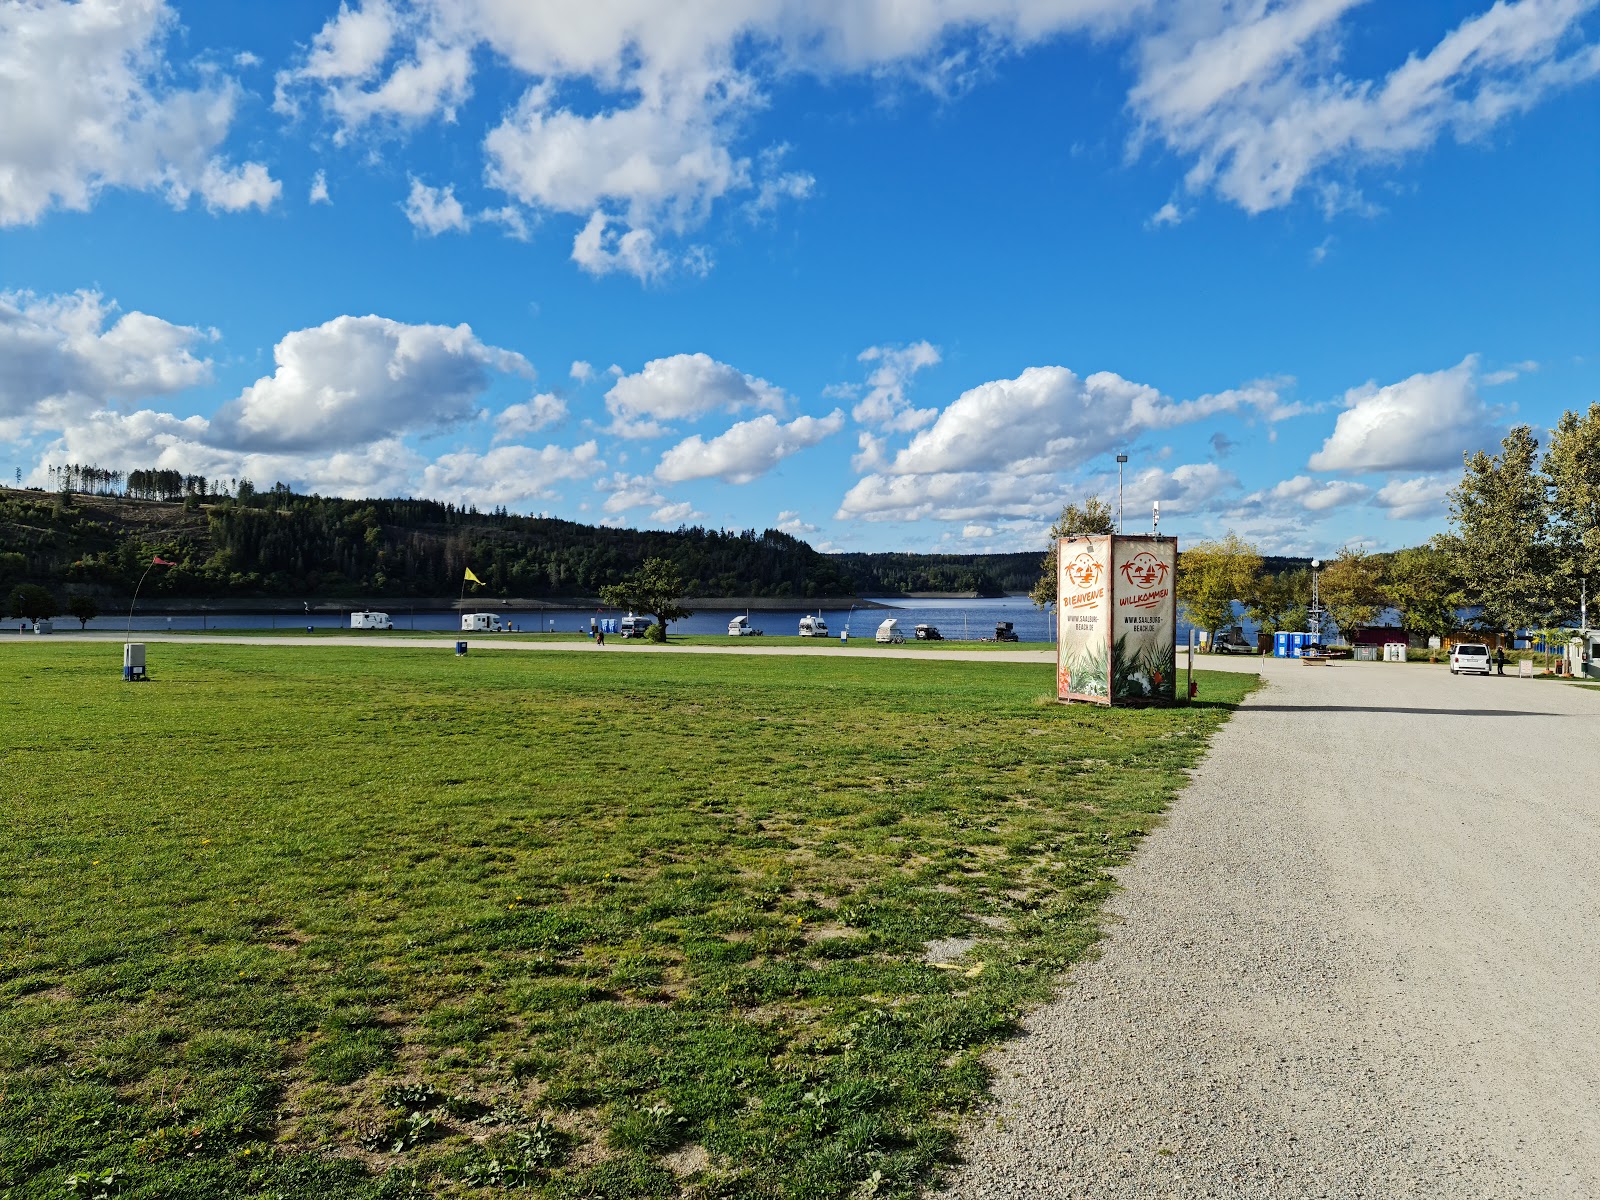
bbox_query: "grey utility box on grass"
[124,643,146,681]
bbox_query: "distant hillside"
[1,485,1314,606]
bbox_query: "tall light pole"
[1115,454,1128,533]
[1310,559,1322,635]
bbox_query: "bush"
[645,622,666,643]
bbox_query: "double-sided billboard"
[1057,535,1177,705]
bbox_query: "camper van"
[461,613,504,632]
[914,623,942,641]
[619,613,651,638]
[875,618,904,644]
[727,614,764,636]
[350,611,393,630]
[797,613,829,638]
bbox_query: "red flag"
[153,556,176,566]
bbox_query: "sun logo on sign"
[1119,552,1169,589]
[1064,552,1102,589]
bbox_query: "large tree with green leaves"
[1177,532,1262,646]
[6,583,57,622]
[1245,567,1311,639]
[1442,425,1556,632]
[599,557,692,640]
[67,593,101,629]
[1544,402,1600,620]
[1030,496,1115,607]
[1387,544,1461,643]
[1318,546,1387,644]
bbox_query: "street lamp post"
[1309,559,1322,636]
[1115,454,1128,533]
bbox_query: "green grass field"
[2,643,1252,1199]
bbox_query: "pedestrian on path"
[1496,646,1506,675]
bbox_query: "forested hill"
[0,486,1042,602]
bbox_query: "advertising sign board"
[1057,535,1177,705]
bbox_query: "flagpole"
[126,562,156,645]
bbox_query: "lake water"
[70,595,1249,645]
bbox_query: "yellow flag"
[464,567,482,585]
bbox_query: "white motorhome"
[461,613,504,632]
[619,613,651,638]
[798,613,829,637]
[875,618,903,644]
[350,611,393,630]
[727,614,764,636]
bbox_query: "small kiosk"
[1057,535,1177,705]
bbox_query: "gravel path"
[941,658,1600,1199]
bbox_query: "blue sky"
[2,0,1597,557]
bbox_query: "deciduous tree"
[1443,426,1554,632]
[1177,533,1261,646]
[1387,544,1461,643]
[1544,402,1600,618]
[599,557,692,639]
[67,593,100,629]
[1030,496,1115,608]
[6,583,57,622]
[1245,567,1311,639]
[1318,547,1386,644]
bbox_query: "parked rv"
[914,623,942,641]
[350,611,393,630]
[876,618,904,644]
[619,613,651,638]
[727,614,765,636]
[798,613,829,638]
[461,613,504,632]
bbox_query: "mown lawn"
[1,643,1252,1199]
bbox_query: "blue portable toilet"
[1274,632,1291,658]
[1289,632,1306,657]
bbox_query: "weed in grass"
[1,642,1251,1198]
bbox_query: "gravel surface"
[940,658,1600,1199]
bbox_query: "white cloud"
[1146,200,1188,228]
[403,176,469,234]
[0,290,214,423]
[776,509,821,535]
[1308,356,1501,473]
[885,365,1285,477]
[1482,359,1538,385]
[1374,474,1455,520]
[848,341,942,431]
[836,469,1061,524]
[598,472,665,514]
[650,500,703,525]
[570,209,705,281]
[0,0,278,225]
[1249,473,1371,513]
[309,170,331,204]
[494,392,567,442]
[420,441,603,510]
[962,523,995,538]
[1132,0,1600,214]
[656,410,845,484]
[605,352,788,435]
[212,314,531,452]
[570,360,594,383]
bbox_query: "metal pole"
[1116,454,1127,533]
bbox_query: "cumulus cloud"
[212,314,531,452]
[0,0,279,225]
[494,392,566,442]
[598,472,665,514]
[1308,356,1502,473]
[309,170,332,204]
[402,177,469,234]
[656,410,845,484]
[1374,474,1455,520]
[604,352,788,436]
[846,341,942,431]
[1249,474,1371,513]
[570,360,594,383]
[1132,0,1600,214]
[420,441,603,510]
[885,366,1285,477]
[650,500,703,525]
[0,290,214,424]
[776,509,821,536]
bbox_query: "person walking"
[1495,646,1506,675]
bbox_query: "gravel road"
[940,658,1600,1199]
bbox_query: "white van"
[619,613,651,638]
[461,613,504,632]
[1450,642,1492,675]
[728,614,764,636]
[350,611,393,630]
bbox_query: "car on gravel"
[1450,643,1493,675]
